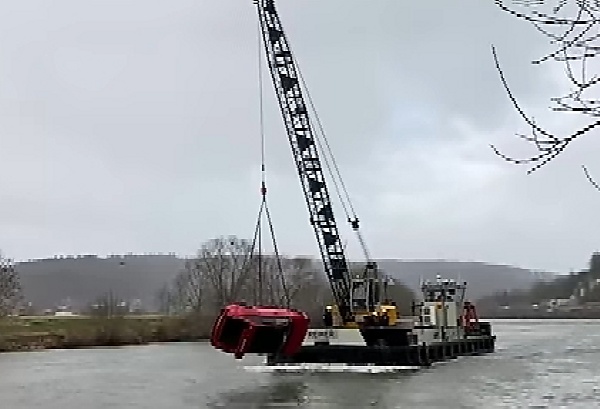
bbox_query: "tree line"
[0,253,23,317]
[479,252,600,310]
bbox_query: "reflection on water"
[208,319,600,408]
[208,372,418,409]
[207,378,309,408]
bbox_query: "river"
[0,319,598,408]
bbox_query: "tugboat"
[210,0,496,370]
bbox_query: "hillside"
[15,255,554,312]
[376,260,554,301]
[17,255,185,312]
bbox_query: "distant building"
[543,298,574,312]
[584,301,600,310]
[54,311,77,317]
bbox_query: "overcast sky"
[0,0,598,273]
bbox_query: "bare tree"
[87,291,127,318]
[155,284,173,315]
[253,255,328,310]
[165,236,331,318]
[491,0,600,189]
[163,259,209,315]
[165,236,257,315]
[0,252,24,317]
[196,236,258,310]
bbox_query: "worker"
[371,311,379,326]
[323,306,333,327]
[381,311,389,326]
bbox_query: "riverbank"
[5,313,598,353]
[0,315,211,352]
[482,310,600,319]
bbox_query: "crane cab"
[319,270,401,329]
[322,302,399,329]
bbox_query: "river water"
[0,319,599,408]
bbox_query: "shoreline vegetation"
[5,241,597,355]
[2,313,600,353]
[0,238,595,355]
[0,315,212,353]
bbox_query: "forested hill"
[377,259,554,300]
[15,255,554,311]
[17,255,185,312]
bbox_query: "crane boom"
[255,0,354,322]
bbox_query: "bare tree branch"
[492,0,600,189]
[0,252,24,317]
[582,164,600,191]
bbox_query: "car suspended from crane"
[210,0,496,370]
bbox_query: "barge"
[212,276,495,370]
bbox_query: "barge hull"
[267,336,496,367]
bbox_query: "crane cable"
[249,19,291,308]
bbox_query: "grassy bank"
[0,315,214,352]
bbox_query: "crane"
[210,0,497,367]
[253,0,387,327]
[210,0,389,361]
[211,0,398,361]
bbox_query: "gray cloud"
[0,0,597,273]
